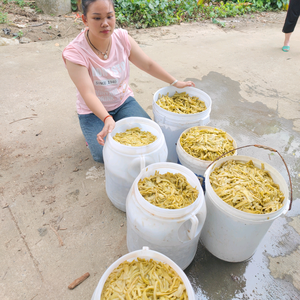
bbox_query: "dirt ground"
[0,1,287,43]
[1,2,300,300]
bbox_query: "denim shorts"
[78,96,151,163]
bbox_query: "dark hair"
[78,0,115,16]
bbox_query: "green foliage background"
[71,0,78,11]
[71,0,289,28]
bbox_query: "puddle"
[188,72,300,199]
[184,72,300,299]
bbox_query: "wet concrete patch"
[187,72,300,199]
[185,72,300,299]
[185,204,300,300]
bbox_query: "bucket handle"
[187,215,199,240]
[127,155,146,179]
[206,144,293,211]
[140,155,146,171]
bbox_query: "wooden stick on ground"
[68,272,90,290]
[49,224,64,246]
[9,116,38,124]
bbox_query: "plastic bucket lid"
[90,247,196,300]
[205,155,290,222]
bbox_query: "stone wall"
[35,0,71,16]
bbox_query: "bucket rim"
[106,117,166,155]
[152,86,212,119]
[176,125,238,165]
[90,247,196,300]
[204,155,290,222]
[132,162,205,218]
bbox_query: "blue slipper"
[282,46,290,52]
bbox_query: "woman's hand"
[173,80,195,88]
[97,117,115,146]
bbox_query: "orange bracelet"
[103,115,113,123]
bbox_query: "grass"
[0,11,8,24]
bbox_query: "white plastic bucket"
[126,162,206,270]
[176,126,237,189]
[91,247,196,300]
[153,86,212,163]
[103,117,168,212]
[200,155,290,262]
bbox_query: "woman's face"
[82,0,115,39]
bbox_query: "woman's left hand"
[173,80,195,88]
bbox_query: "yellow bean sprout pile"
[156,92,206,114]
[113,127,157,147]
[138,171,198,209]
[180,127,235,161]
[209,160,285,214]
[101,258,188,300]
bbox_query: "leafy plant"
[200,1,255,19]
[35,7,43,13]
[16,0,25,7]
[3,0,26,7]
[114,0,202,28]
[212,18,226,27]
[13,30,24,39]
[17,30,23,37]
[71,0,78,11]
[0,11,8,24]
[213,0,289,10]
[113,0,290,28]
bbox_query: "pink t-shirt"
[62,28,134,114]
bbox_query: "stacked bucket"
[93,86,291,299]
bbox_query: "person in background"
[62,0,195,163]
[282,0,300,52]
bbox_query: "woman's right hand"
[97,117,115,146]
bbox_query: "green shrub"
[114,0,202,28]
[0,11,8,24]
[71,0,289,28]
[114,0,263,27]
[71,0,78,11]
[203,1,255,19]
[3,0,25,7]
[215,0,289,10]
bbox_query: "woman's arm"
[65,60,115,145]
[128,35,195,88]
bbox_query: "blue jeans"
[78,96,151,163]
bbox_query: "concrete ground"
[1,11,299,300]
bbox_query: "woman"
[62,0,195,163]
[282,0,300,52]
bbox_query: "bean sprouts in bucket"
[180,127,235,161]
[152,87,212,163]
[113,127,157,146]
[90,247,196,300]
[101,257,188,300]
[138,171,199,209]
[200,145,293,262]
[156,91,207,114]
